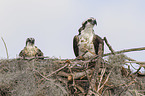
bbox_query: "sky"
[0,0,145,64]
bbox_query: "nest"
[0,54,145,96]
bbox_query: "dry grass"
[0,58,68,96]
[0,55,145,96]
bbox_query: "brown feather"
[73,35,79,57]
[93,35,104,56]
[36,47,43,56]
[19,46,43,57]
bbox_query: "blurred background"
[0,0,145,63]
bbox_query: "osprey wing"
[19,47,27,57]
[93,35,104,56]
[73,35,79,57]
[35,46,43,56]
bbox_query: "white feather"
[78,26,95,58]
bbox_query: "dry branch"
[67,69,94,81]
[46,63,69,77]
[83,47,96,55]
[17,56,50,60]
[97,68,106,91]
[104,37,115,55]
[104,47,145,56]
[57,71,70,77]
[38,63,69,83]
[133,66,142,74]
[125,61,145,64]
[75,47,96,60]
[125,56,136,61]
[57,69,94,81]
[75,84,85,93]
[97,67,114,92]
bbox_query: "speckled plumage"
[19,38,43,57]
[73,17,104,58]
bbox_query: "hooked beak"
[92,20,97,25]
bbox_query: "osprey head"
[82,17,97,27]
[26,38,35,46]
[79,17,97,33]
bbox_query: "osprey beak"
[93,20,97,26]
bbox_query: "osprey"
[73,17,104,58]
[19,38,43,58]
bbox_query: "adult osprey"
[19,38,43,58]
[73,17,104,58]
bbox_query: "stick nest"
[0,55,145,96]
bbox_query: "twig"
[46,63,69,77]
[129,63,138,70]
[68,66,79,94]
[68,67,75,85]
[57,71,70,77]
[125,56,136,61]
[125,61,145,64]
[17,56,50,60]
[83,47,96,55]
[75,84,85,93]
[104,47,145,57]
[104,37,115,55]
[125,56,145,68]
[133,66,142,74]
[97,67,114,92]
[38,63,69,84]
[67,69,93,81]
[125,61,145,72]
[81,50,88,57]
[1,37,9,59]
[75,48,96,60]
[97,68,106,91]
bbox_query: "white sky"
[0,0,145,62]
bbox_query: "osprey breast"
[78,33,95,57]
[25,46,37,57]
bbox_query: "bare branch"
[57,71,70,77]
[97,67,114,92]
[46,63,69,77]
[67,69,94,81]
[17,56,50,60]
[104,47,145,57]
[104,37,115,55]
[133,66,142,74]
[125,61,145,64]
[97,68,106,91]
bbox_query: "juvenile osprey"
[73,17,104,58]
[19,38,43,58]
